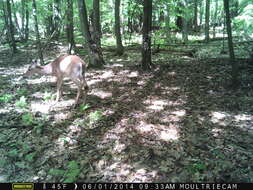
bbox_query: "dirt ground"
[0,44,253,182]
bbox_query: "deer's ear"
[36,59,41,66]
[36,65,43,69]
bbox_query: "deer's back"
[52,55,86,77]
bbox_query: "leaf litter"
[0,47,253,182]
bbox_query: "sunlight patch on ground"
[210,111,230,126]
[211,111,253,131]
[171,110,186,117]
[137,121,179,142]
[105,64,124,68]
[88,79,102,86]
[55,133,78,150]
[128,168,157,182]
[100,162,132,182]
[90,89,112,99]
[96,160,158,182]
[100,70,114,79]
[118,70,130,76]
[113,140,126,153]
[54,112,71,121]
[234,114,252,122]
[137,80,146,86]
[30,102,51,114]
[0,107,9,114]
[212,128,223,137]
[128,71,139,78]
[30,99,74,113]
[144,99,168,111]
[26,76,53,84]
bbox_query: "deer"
[24,55,89,107]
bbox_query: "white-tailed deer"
[24,55,88,106]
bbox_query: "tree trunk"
[182,0,188,43]
[213,0,218,38]
[141,0,152,70]
[66,0,75,54]
[6,0,17,53]
[77,0,104,67]
[24,0,29,41]
[193,0,198,31]
[11,0,21,36]
[176,1,183,31]
[32,0,44,64]
[115,0,124,55]
[93,0,101,47]
[45,3,54,37]
[165,4,170,40]
[52,0,61,40]
[21,0,25,39]
[199,0,203,29]
[205,0,210,42]
[223,0,238,88]
[2,1,9,42]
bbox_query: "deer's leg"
[71,77,84,105]
[82,78,88,103]
[56,77,63,102]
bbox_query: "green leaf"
[0,94,13,103]
[79,103,91,111]
[25,152,36,162]
[15,162,27,169]
[8,149,19,158]
[15,96,28,109]
[49,169,65,176]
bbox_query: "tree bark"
[213,0,218,38]
[176,1,183,31]
[199,0,203,30]
[182,0,188,43]
[193,0,198,31]
[11,0,21,36]
[21,0,25,39]
[93,0,101,47]
[141,0,152,70]
[24,0,29,41]
[6,0,17,53]
[32,0,44,64]
[115,0,124,55]
[223,0,238,88]
[66,0,75,54]
[205,0,210,42]
[52,0,61,40]
[77,0,104,67]
[165,4,170,40]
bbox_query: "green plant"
[49,169,65,176]
[48,161,80,182]
[17,88,28,96]
[43,91,53,101]
[15,96,28,109]
[187,161,206,174]
[33,124,44,135]
[79,103,91,111]
[89,110,103,124]
[25,152,37,162]
[64,161,80,183]
[7,149,19,158]
[22,113,36,126]
[0,94,13,103]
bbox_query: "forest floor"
[0,41,253,182]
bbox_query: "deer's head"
[24,59,43,77]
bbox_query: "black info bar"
[0,183,250,190]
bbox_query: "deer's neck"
[39,63,54,75]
